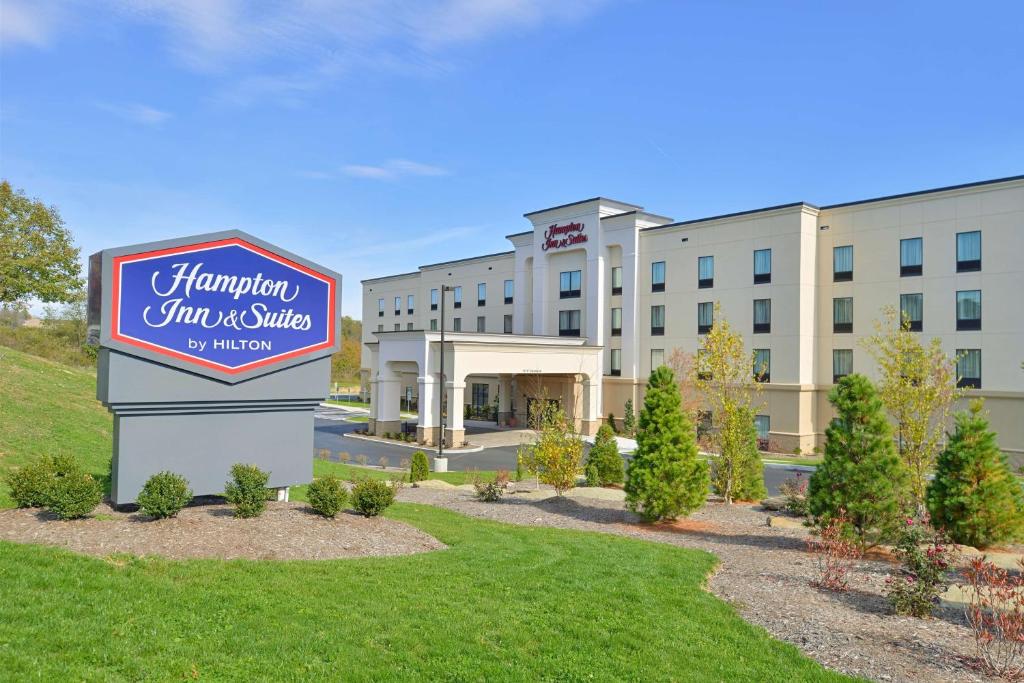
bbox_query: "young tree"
[586,424,625,486]
[667,348,704,423]
[807,374,912,549]
[622,398,637,437]
[693,303,766,504]
[0,181,82,305]
[862,307,962,505]
[625,365,709,521]
[927,400,1024,548]
[530,405,585,495]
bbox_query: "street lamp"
[436,284,455,470]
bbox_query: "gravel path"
[0,502,446,561]
[399,484,993,683]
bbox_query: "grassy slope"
[0,347,111,507]
[0,504,851,682]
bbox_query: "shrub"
[607,413,618,433]
[495,470,511,488]
[355,454,369,467]
[316,448,330,460]
[473,475,506,502]
[47,472,103,520]
[792,446,802,457]
[885,516,958,618]
[339,452,351,464]
[961,557,1024,678]
[529,407,585,495]
[806,510,861,592]
[778,473,809,516]
[307,475,348,518]
[514,449,525,482]
[223,463,271,518]
[5,456,57,508]
[711,406,766,503]
[625,366,709,521]
[807,374,911,549]
[400,457,410,469]
[622,399,637,437]
[586,424,625,486]
[378,456,389,469]
[585,463,600,487]
[350,477,398,517]
[410,450,430,484]
[136,471,192,519]
[927,400,1024,549]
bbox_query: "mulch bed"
[0,502,446,561]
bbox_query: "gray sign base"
[99,350,327,505]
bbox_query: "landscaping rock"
[760,496,788,512]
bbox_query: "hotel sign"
[542,221,588,251]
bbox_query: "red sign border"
[110,237,337,375]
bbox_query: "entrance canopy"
[365,331,603,445]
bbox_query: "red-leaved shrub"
[806,509,861,592]
[960,557,1024,678]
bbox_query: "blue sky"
[2,1,1022,317]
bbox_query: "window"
[394,296,401,315]
[504,279,514,304]
[407,322,413,331]
[753,349,770,383]
[430,319,438,331]
[610,307,622,336]
[378,298,384,317]
[453,317,462,332]
[476,316,486,333]
[393,323,400,331]
[956,290,981,330]
[471,383,489,408]
[696,348,711,381]
[503,314,513,334]
[753,249,772,284]
[753,299,771,334]
[833,297,853,333]
[833,245,853,282]
[376,324,383,332]
[900,237,923,276]
[833,349,853,383]
[956,349,981,389]
[477,283,486,306]
[558,310,581,337]
[559,270,581,298]
[697,301,713,335]
[651,305,665,336]
[651,348,664,370]
[453,286,462,308]
[698,256,714,288]
[651,261,666,292]
[611,266,623,295]
[957,231,981,272]
[610,349,621,376]
[430,288,439,311]
[407,294,414,314]
[900,293,923,332]
[754,415,770,443]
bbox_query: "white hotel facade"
[361,175,1024,454]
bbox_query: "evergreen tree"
[586,424,625,486]
[927,400,1024,548]
[623,399,637,437]
[625,366,709,521]
[712,406,766,501]
[807,374,911,549]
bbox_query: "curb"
[343,432,484,454]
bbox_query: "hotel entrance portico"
[365,331,603,447]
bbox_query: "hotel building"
[361,175,1024,455]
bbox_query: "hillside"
[0,346,112,507]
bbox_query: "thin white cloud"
[340,225,480,259]
[328,159,450,181]
[0,0,62,49]
[95,102,172,125]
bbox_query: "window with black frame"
[429,319,437,331]
[956,349,981,388]
[956,290,981,331]
[504,279,514,304]
[453,286,462,308]
[900,293,923,331]
[650,348,664,370]
[697,301,713,335]
[754,415,770,449]
[753,249,771,284]
[833,297,853,333]
[651,305,665,335]
[753,299,771,334]
[476,316,485,333]
[477,283,486,306]
[651,261,666,292]
[698,256,714,288]
[610,307,622,336]
[610,348,621,376]
[453,317,461,332]
[833,349,852,383]
[833,245,853,281]
[900,237,923,276]
[956,231,981,272]
[394,296,401,315]
[430,288,439,310]
[378,298,384,317]
[503,314,512,334]
[558,309,580,336]
[407,294,414,315]
[559,270,581,299]
[753,349,770,383]
[611,266,622,295]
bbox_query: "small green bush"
[350,478,398,517]
[5,457,56,508]
[307,475,348,518]
[136,471,192,519]
[410,450,430,483]
[224,463,271,518]
[47,472,103,520]
[473,475,505,502]
[587,424,625,486]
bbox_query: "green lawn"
[0,503,852,682]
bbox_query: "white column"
[416,375,438,445]
[581,377,601,436]
[444,382,466,446]
[532,259,548,336]
[585,252,605,346]
[497,374,512,426]
[375,374,401,434]
[620,241,640,379]
[514,250,531,335]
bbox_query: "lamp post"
[436,285,454,471]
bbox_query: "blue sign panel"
[111,238,337,374]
